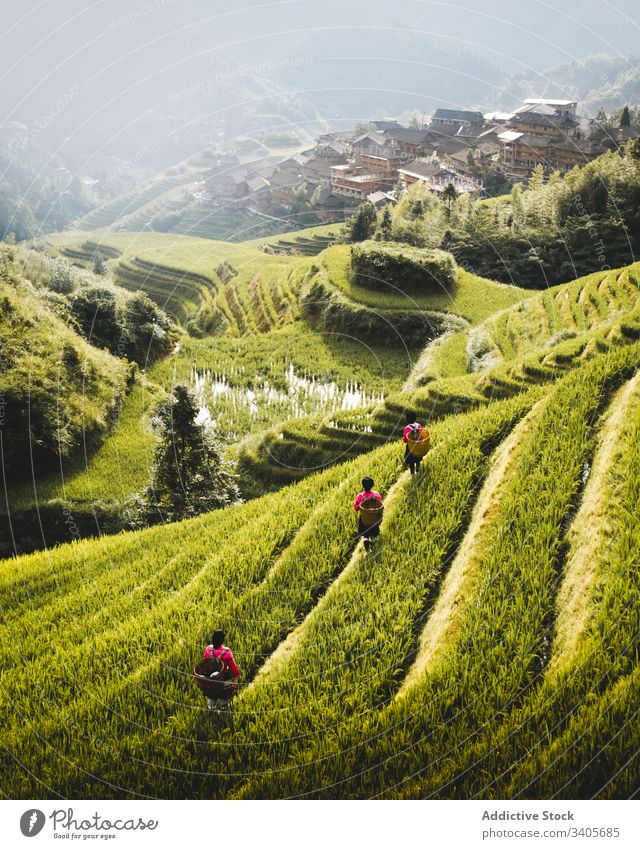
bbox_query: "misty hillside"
[496,54,640,114]
[2,0,640,173]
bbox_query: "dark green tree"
[143,384,240,523]
[120,291,172,365]
[379,205,393,240]
[346,202,377,241]
[408,197,425,219]
[69,286,120,351]
[92,251,107,275]
[441,182,458,219]
[620,106,631,128]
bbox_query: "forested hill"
[364,143,640,288]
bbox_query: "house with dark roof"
[268,170,308,206]
[299,156,336,186]
[507,110,579,138]
[497,129,603,178]
[380,127,431,157]
[246,174,270,203]
[366,190,396,207]
[330,164,388,199]
[429,109,484,135]
[352,131,394,154]
[588,123,640,151]
[522,98,577,117]
[369,119,403,133]
[278,152,311,173]
[314,139,350,159]
[498,98,604,178]
[312,186,352,223]
[352,132,407,177]
[205,168,250,199]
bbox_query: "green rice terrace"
[1,220,639,799]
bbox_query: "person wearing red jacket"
[354,476,383,552]
[403,411,424,475]
[203,629,241,711]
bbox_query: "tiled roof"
[247,175,269,192]
[432,109,484,122]
[352,131,391,148]
[370,120,403,131]
[382,127,430,144]
[397,160,442,179]
[510,112,578,129]
[268,170,307,188]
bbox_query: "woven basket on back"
[407,429,431,458]
[193,656,233,699]
[359,496,384,528]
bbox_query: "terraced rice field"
[2,344,639,798]
[5,215,640,799]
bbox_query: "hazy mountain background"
[2,1,640,169]
[496,54,640,113]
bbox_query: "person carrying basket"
[194,629,241,712]
[354,476,384,552]
[403,411,430,475]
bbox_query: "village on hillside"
[196,97,639,226]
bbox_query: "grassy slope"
[34,230,640,522]
[3,193,639,798]
[238,222,342,251]
[37,227,525,509]
[5,381,159,512]
[2,346,639,799]
[240,257,640,485]
[474,263,640,368]
[0,261,129,475]
[318,244,527,324]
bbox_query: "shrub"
[47,257,75,294]
[69,285,121,351]
[350,241,456,294]
[119,291,172,365]
[300,274,461,346]
[92,251,107,275]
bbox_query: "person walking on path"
[403,411,429,475]
[201,629,241,711]
[354,476,384,552]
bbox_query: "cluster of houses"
[488,98,629,179]
[197,98,638,221]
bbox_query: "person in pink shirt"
[354,476,383,552]
[202,629,241,711]
[403,411,424,475]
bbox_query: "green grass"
[478,264,640,368]
[240,298,640,485]
[0,258,129,476]
[4,380,158,512]
[4,206,640,803]
[1,265,639,800]
[410,329,470,383]
[149,323,412,450]
[0,442,401,798]
[49,230,301,337]
[317,244,528,324]
[4,348,638,799]
[236,345,640,799]
[243,223,342,255]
